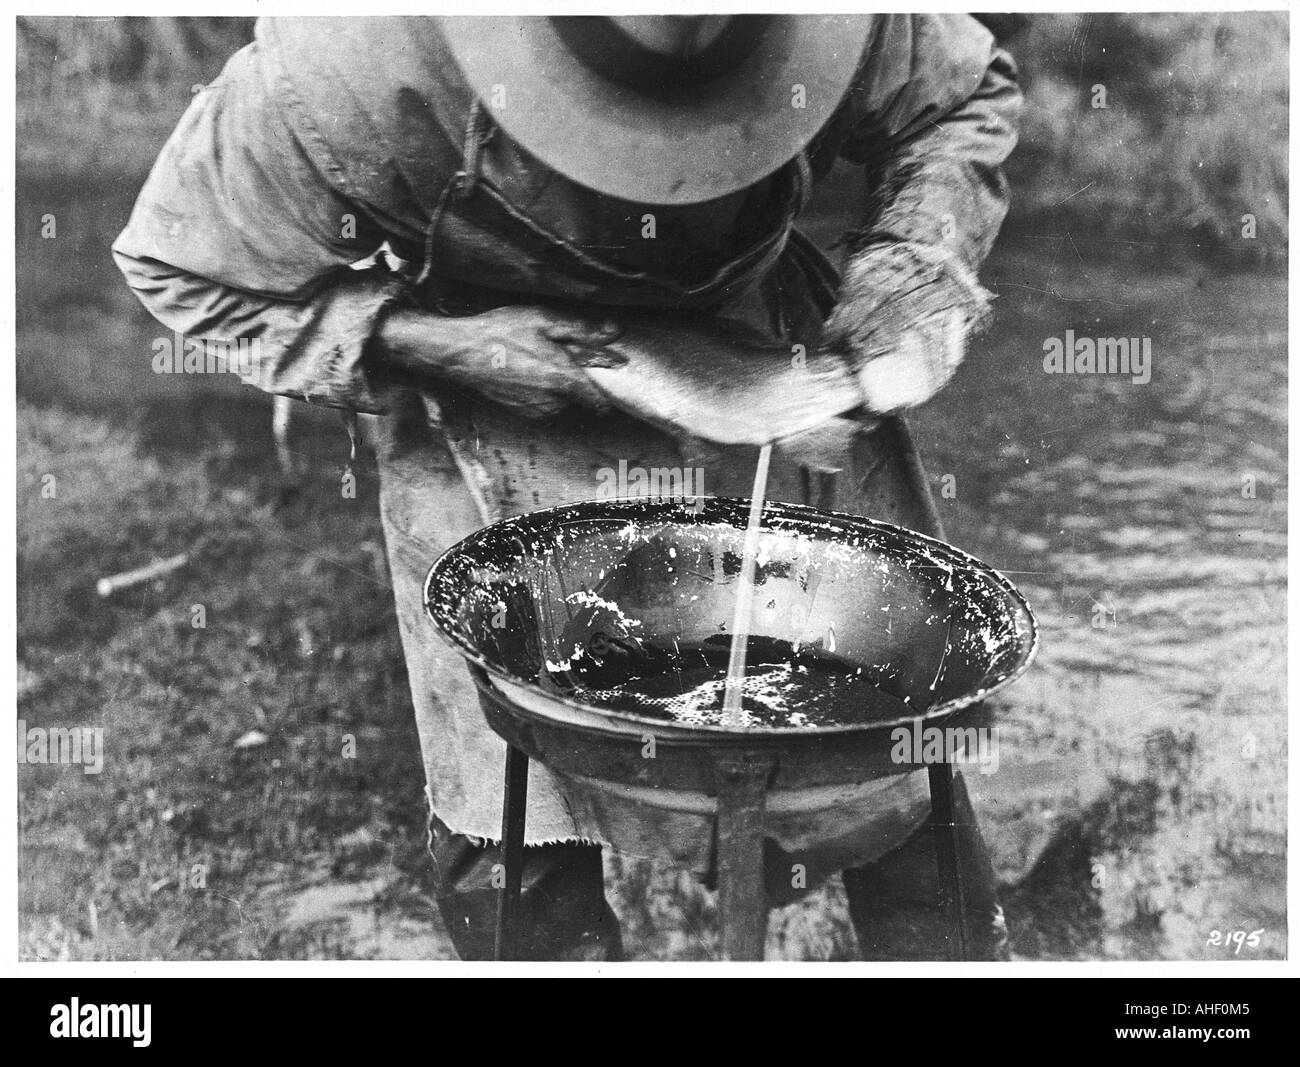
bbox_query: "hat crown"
[548,15,771,93]
[607,16,733,59]
[442,14,872,204]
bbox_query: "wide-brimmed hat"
[441,14,872,205]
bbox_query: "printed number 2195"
[1206,929,1264,954]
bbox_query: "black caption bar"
[9,977,1290,1053]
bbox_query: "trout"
[580,315,865,446]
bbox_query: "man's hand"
[852,307,968,413]
[820,242,990,416]
[373,305,625,419]
[775,308,965,473]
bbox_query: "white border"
[4,2,1295,979]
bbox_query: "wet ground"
[16,166,1286,958]
[917,239,1287,960]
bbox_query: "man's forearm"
[823,17,1022,412]
[113,248,407,414]
[847,21,1022,274]
[367,307,483,388]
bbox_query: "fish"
[581,315,865,446]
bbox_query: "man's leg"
[367,399,625,961]
[840,772,1010,961]
[428,814,623,961]
[835,420,1009,960]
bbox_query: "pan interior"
[424,498,1037,732]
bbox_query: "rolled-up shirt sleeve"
[841,14,1022,274]
[112,39,408,413]
[819,14,1022,410]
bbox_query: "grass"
[18,396,441,959]
[1006,12,1288,251]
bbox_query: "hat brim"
[442,15,872,206]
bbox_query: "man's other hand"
[853,307,968,414]
[820,242,989,416]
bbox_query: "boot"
[841,772,1010,961]
[429,814,624,961]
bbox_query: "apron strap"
[416,100,490,291]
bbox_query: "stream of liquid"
[721,443,773,727]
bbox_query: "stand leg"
[495,744,529,961]
[714,754,772,961]
[928,760,969,960]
